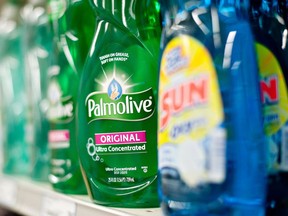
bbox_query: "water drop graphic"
[108,79,122,100]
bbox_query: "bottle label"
[86,88,155,122]
[49,130,70,149]
[87,131,147,160]
[47,69,74,124]
[84,49,158,183]
[46,66,75,180]
[158,35,226,187]
[49,130,71,177]
[257,43,288,172]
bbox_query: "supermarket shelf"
[0,174,163,216]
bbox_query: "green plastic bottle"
[0,0,31,175]
[47,0,94,194]
[62,0,95,74]
[77,0,161,207]
[21,0,52,181]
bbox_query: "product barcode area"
[108,177,135,183]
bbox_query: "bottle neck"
[218,0,250,10]
[261,0,278,16]
[91,0,160,32]
[219,0,235,8]
[218,0,250,18]
[160,0,211,28]
[218,0,236,16]
[160,0,210,11]
[28,0,46,7]
[9,0,26,6]
[250,0,262,18]
[279,0,288,25]
[91,0,136,21]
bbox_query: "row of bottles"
[1,0,288,215]
[0,0,94,191]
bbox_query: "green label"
[86,88,155,123]
[78,39,159,202]
[47,78,74,123]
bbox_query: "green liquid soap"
[47,0,94,194]
[77,0,161,207]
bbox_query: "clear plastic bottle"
[77,0,161,207]
[21,0,52,181]
[158,0,266,215]
[0,0,31,175]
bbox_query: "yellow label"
[257,43,288,172]
[159,35,224,145]
[158,35,225,187]
[257,43,288,134]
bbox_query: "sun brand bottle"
[0,0,31,175]
[77,0,161,207]
[158,0,266,215]
[46,0,94,194]
[21,0,52,181]
[250,0,288,215]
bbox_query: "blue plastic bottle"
[218,1,267,214]
[158,0,266,215]
[250,0,288,215]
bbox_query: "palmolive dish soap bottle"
[250,0,288,215]
[158,0,266,215]
[47,0,94,194]
[77,0,161,207]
